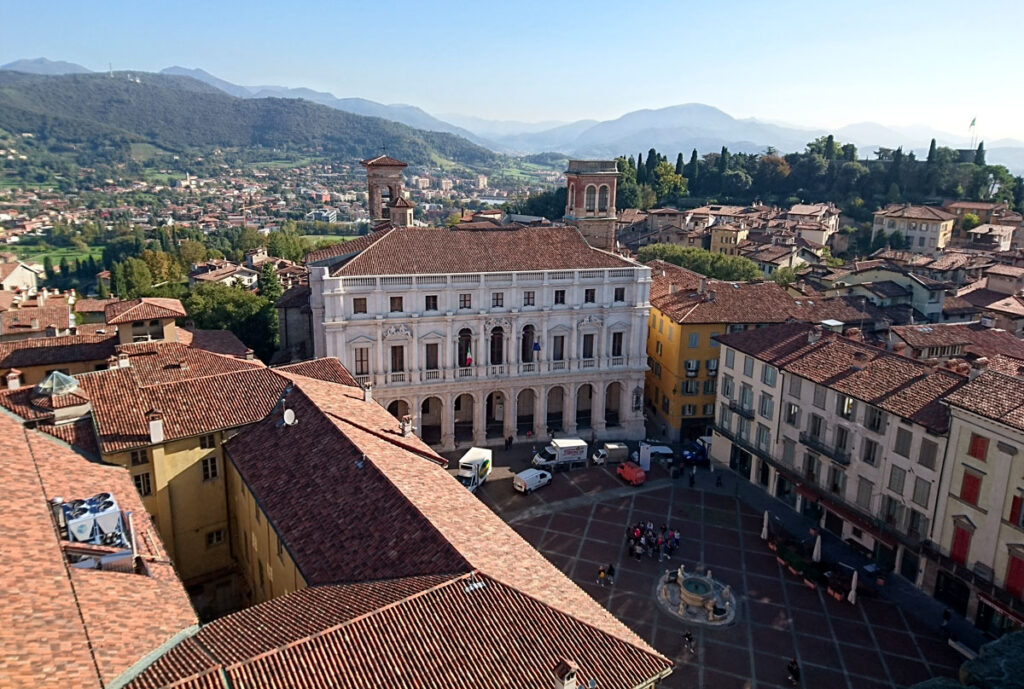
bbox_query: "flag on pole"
[465,345,473,366]
[970,117,977,128]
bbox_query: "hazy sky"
[2,0,1021,139]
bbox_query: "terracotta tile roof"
[861,280,912,299]
[960,289,1024,317]
[334,226,636,276]
[941,295,983,316]
[986,264,1024,278]
[648,260,794,324]
[177,327,252,359]
[0,413,196,689]
[388,195,415,208]
[0,302,72,334]
[874,204,956,221]
[78,365,289,454]
[944,200,1002,211]
[359,155,407,167]
[274,284,310,310]
[109,342,262,386]
[128,572,671,689]
[0,333,117,370]
[716,323,966,433]
[945,371,1024,432]
[104,298,187,325]
[40,417,100,459]
[891,322,1024,360]
[985,354,1024,377]
[892,324,972,349]
[304,227,395,264]
[74,298,118,314]
[274,357,359,387]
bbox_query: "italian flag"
[466,345,473,366]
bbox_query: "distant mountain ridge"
[0,71,499,167]
[2,57,1022,172]
[1,57,93,75]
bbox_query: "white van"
[592,442,629,465]
[631,444,674,467]
[513,468,553,494]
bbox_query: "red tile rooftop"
[0,412,196,689]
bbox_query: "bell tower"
[564,160,618,250]
[361,155,408,222]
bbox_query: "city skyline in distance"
[0,0,1021,141]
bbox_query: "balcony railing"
[581,359,596,369]
[549,361,567,371]
[520,362,538,374]
[728,399,755,420]
[389,371,406,384]
[423,369,441,381]
[800,432,851,465]
[489,364,506,377]
[712,422,773,462]
[456,367,474,379]
[611,356,625,367]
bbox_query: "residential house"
[0,260,37,291]
[872,205,957,256]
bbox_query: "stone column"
[566,384,578,436]
[375,326,385,384]
[534,387,548,439]
[592,380,607,438]
[441,392,455,451]
[478,327,488,376]
[472,393,486,446]
[503,388,517,441]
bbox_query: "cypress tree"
[825,134,836,160]
[927,138,937,164]
[687,149,699,190]
[646,148,658,177]
[718,146,730,175]
[675,152,685,176]
[636,152,646,185]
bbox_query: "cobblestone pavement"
[469,447,965,689]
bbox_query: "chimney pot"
[363,384,373,403]
[146,409,164,444]
[6,369,21,390]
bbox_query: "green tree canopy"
[637,244,762,281]
[184,283,278,362]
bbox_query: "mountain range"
[2,57,1023,172]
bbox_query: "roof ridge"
[323,407,446,466]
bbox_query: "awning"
[978,592,1024,626]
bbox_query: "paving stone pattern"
[478,459,965,689]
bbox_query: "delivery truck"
[531,437,588,471]
[455,447,492,493]
[591,442,629,465]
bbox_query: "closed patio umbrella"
[812,534,822,563]
[848,569,858,605]
[761,510,769,541]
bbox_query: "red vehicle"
[616,461,647,486]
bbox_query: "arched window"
[458,328,473,367]
[598,185,610,212]
[490,327,504,366]
[585,185,597,212]
[521,325,536,363]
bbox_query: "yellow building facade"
[710,225,748,255]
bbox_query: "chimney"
[30,318,39,330]
[6,369,21,390]
[400,414,414,438]
[107,355,118,369]
[363,384,373,404]
[550,659,579,689]
[851,351,870,370]
[699,277,707,294]
[118,352,130,368]
[669,283,679,295]
[893,341,908,356]
[707,290,716,302]
[807,325,823,344]
[980,314,996,328]
[969,357,989,380]
[845,327,861,340]
[146,409,164,444]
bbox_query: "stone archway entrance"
[517,389,536,436]
[454,394,474,444]
[485,391,505,439]
[420,396,442,445]
[605,382,622,427]
[547,387,564,433]
[386,400,410,420]
[576,384,593,429]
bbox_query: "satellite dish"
[283,408,297,426]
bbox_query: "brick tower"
[361,155,408,222]
[564,160,618,250]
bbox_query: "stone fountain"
[656,564,737,626]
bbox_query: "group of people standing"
[626,520,680,562]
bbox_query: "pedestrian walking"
[683,631,695,654]
[606,564,615,584]
[787,658,800,685]
[633,541,643,560]
[597,565,606,586]
[689,472,696,488]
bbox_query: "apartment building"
[924,371,1024,638]
[872,205,957,256]
[644,260,796,441]
[709,223,748,255]
[307,225,651,450]
[710,323,965,581]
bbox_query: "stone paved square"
[465,446,966,688]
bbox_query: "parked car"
[680,437,711,467]
[513,468,553,494]
[616,461,647,486]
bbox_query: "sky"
[2,0,1021,140]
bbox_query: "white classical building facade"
[307,228,651,451]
